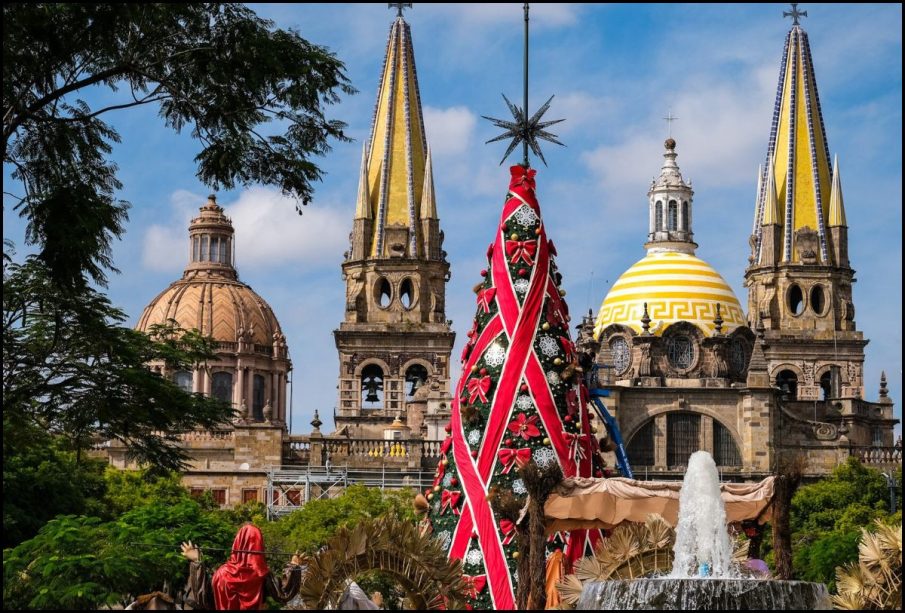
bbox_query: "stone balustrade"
[849,445,902,468]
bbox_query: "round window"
[666,335,695,370]
[610,337,631,374]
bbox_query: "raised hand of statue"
[181,541,201,562]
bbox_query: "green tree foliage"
[3,259,236,473]
[3,475,236,610]
[261,485,415,559]
[3,3,353,288]
[788,458,902,588]
[2,427,107,548]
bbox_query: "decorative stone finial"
[310,409,323,432]
[755,317,766,340]
[713,303,724,335]
[641,302,652,336]
[665,137,676,151]
[263,398,273,423]
[879,371,888,399]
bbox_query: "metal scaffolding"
[265,464,436,519]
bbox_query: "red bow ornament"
[476,287,497,314]
[510,165,537,191]
[559,336,575,363]
[500,519,517,545]
[563,431,590,461]
[506,239,537,266]
[466,376,491,404]
[441,490,462,515]
[508,412,541,440]
[498,447,532,474]
[462,574,488,599]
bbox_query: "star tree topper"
[482,3,565,167]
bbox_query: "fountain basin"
[577,578,831,610]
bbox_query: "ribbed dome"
[594,252,745,338]
[136,275,283,347]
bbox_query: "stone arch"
[354,358,392,378]
[298,515,466,610]
[624,406,744,456]
[660,321,705,374]
[770,363,804,383]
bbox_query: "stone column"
[234,360,244,408]
[203,367,212,396]
[654,413,667,469]
[701,415,714,454]
[271,371,279,421]
[246,367,255,420]
[193,367,203,393]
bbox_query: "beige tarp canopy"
[544,476,775,533]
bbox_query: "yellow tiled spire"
[828,154,847,227]
[366,15,429,257]
[761,159,781,226]
[354,143,371,220]
[753,22,833,264]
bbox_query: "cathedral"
[103,9,897,507]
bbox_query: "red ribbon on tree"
[499,519,517,545]
[563,431,590,461]
[441,436,453,456]
[476,287,497,314]
[559,336,575,363]
[441,490,462,515]
[506,240,537,266]
[466,376,492,404]
[497,448,531,474]
[462,574,488,600]
[566,388,579,417]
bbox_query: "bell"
[364,379,380,403]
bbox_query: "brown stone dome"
[136,194,286,352]
[136,274,283,348]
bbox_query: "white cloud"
[423,106,477,157]
[141,187,348,274]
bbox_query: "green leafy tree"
[3,3,353,288]
[261,485,415,559]
[3,494,237,609]
[3,259,235,472]
[784,458,902,588]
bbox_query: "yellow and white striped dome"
[594,251,745,338]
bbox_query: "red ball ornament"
[564,415,572,422]
[480,269,488,277]
[466,605,474,611]
[445,423,452,433]
[471,449,478,458]
[450,477,459,486]
[504,438,513,447]
[480,367,488,376]
[520,384,529,392]
[595,469,603,478]
[518,268,528,277]
[588,413,595,420]
[535,228,542,236]
[501,223,508,232]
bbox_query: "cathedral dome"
[136,276,283,348]
[594,251,745,338]
[136,195,286,351]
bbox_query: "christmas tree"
[426,165,604,609]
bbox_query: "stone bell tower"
[744,14,865,401]
[334,11,454,441]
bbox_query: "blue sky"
[3,3,902,436]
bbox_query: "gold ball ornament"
[553,358,563,366]
[510,232,519,241]
[542,322,550,331]
[535,228,542,236]
[559,289,567,296]
[471,364,479,373]
[427,493,434,500]
[433,485,441,492]
[441,458,449,466]
[543,437,550,445]
[512,551,520,559]
[591,426,599,434]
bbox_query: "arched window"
[193,236,200,262]
[681,201,689,231]
[655,201,663,232]
[210,237,219,263]
[405,364,429,400]
[220,238,228,265]
[361,364,384,409]
[627,420,655,467]
[399,278,414,309]
[788,284,804,315]
[776,369,798,400]
[201,236,209,262]
[212,371,233,403]
[252,374,265,420]
[174,370,193,393]
[819,371,832,401]
[668,200,678,231]
[667,412,700,467]
[713,421,741,467]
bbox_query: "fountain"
[577,451,831,610]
